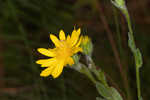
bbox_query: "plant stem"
[94,1,130,99]
[124,10,136,47]
[123,9,142,100]
[136,67,141,100]
[86,56,108,87]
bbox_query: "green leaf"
[96,82,123,100]
[128,32,136,52]
[96,97,106,100]
[140,97,143,100]
[96,82,111,100]
[98,69,108,86]
[128,32,143,68]
[110,87,123,100]
[135,49,143,68]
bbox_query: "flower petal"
[70,28,81,46]
[73,47,82,54]
[40,66,54,77]
[66,35,71,41]
[36,58,56,67]
[50,34,61,47]
[37,48,55,57]
[59,30,66,40]
[51,61,64,78]
[36,59,49,64]
[75,36,82,48]
[67,57,74,66]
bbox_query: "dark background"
[0,0,150,100]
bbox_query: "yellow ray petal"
[41,60,56,67]
[37,48,55,57]
[40,66,54,77]
[66,35,71,41]
[36,58,56,67]
[51,61,64,78]
[70,28,81,46]
[36,59,49,64]
[50,34,61,47]
[59,30,66,40]
[67,57,74,66]
[73,47,82,54]
[75,36,82,48]
[48,48,57,52]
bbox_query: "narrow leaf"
[110,87,123,100]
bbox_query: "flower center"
[56,41,72,59]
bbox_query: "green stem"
[86,56,108,87]
[123,9,142,100]
[124,10,136,48]
[77,63,97,84]
[136,67,141,100]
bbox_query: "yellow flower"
[36,28,82,78]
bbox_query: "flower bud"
[80,36,93,57]
[111,0,126,10]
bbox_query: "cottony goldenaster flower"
[36,28,82,78]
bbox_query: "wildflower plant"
[35,23,143,100]
[1,0,146,99]
[36,27,123,100]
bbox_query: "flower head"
[111,0,126,10]
[36,28,82,78]
[81,36,90,45]
[81,36,93,56]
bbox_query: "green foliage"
[96,82,111,99]
[72,52,123,100]
[128,32,143,68]
[96,81,123,100]
[112,0,143,99]
[96,97,106,100]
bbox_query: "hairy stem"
[123,9,142,100]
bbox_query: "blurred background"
[0,0,150,100]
